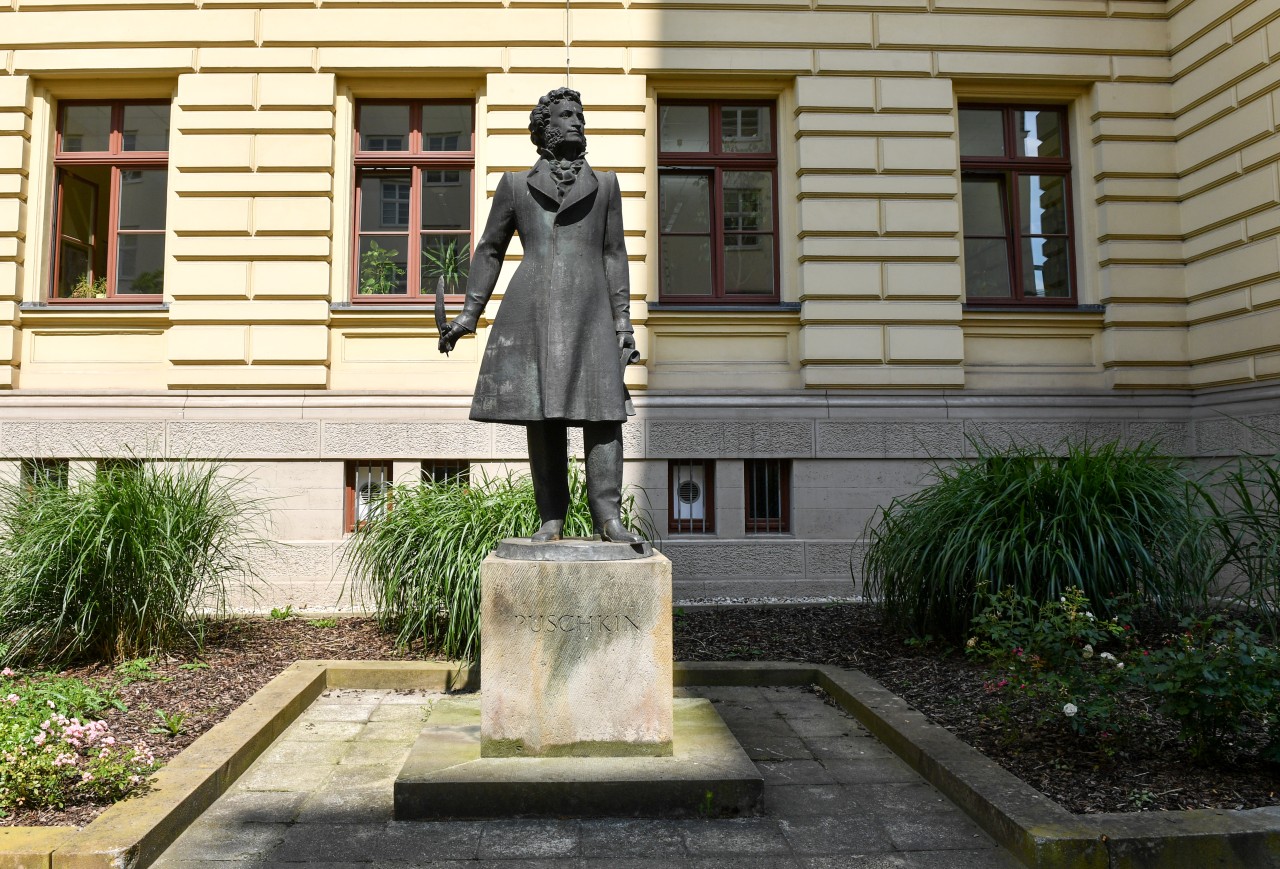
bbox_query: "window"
[669,460,714,534]
[959,105,1075,304]
[345,461,392,532]
[21,459,69,490]
[745,459,790,534]
[422,460,469,485]
[52,102,169,301]
[354,102,473,301]
[657,101,778,303]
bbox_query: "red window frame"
[51,100,169,304]
[352,101,475,304]
[960,104,1077,306]
[344,460,393,533]
[744,459,791,534]
[657,100,780,304]
[668,459,716,534]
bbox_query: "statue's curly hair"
[529,87,585,151]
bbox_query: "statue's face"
[544,101,585,149]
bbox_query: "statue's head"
[529,87,586,156]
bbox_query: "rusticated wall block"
[816,421,963,458]
[321,422,490,458]
[168,421,320,458]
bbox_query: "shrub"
[344,462,655,661]
[0,668,157,813]
[968,587,1131,736]
[1202,451,1280,636]
[1132,614,1280,760]
[0,460,269,667]
[863,439,1211,644]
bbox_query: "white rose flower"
[1082,644,1094,659]
[1099,651,1115,661]
[1063,703,1078,717]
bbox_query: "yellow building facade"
[0,0,1278,603]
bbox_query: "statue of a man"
[438,88,642,545]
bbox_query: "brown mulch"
[4,604,1278,828]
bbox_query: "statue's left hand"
[617,332,636,354]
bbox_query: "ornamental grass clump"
[0,460,269,667]
[1202,449,1280,637]
[863,439,1211,644]
[0,667,158,813]
[344,462,654,661]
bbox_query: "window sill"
[963,303,1103,314]
[648,302,800,313]
[22,302,169,312]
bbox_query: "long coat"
[455,160,633,424]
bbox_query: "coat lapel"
[526,160,560,207]
[525,159,600,220]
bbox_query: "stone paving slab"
[151,684,1020,868]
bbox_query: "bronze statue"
[438,88,642,545]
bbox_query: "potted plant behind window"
[358,240,406,295]
[423,238,470,296]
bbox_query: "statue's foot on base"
[599,518,643,545]
[531,520,564,543]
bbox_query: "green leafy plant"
[269,605,295,621]
[968,587,1130,736]
[1133,614,1280,759]
[149,708,187,737]
[344,462,655,661]
[68,274,107,299]
[177,661,209,672]
[357,241,405,295]
[1201,449,1280,637]
[422,239,469,293]
[311,617,338,629]
[0,458,271,667]
[114,657,164,686]
[0,668,154,812]
[863,439,1211,644]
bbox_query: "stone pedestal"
[479,546,673,757]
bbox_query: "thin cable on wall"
[564,0,571,87]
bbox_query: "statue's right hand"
[438,321,470,355]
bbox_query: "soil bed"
[3,604,1276,828]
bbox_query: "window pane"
[357,235,409,295]
[61,104,111,153]
[660,236,713,297]
[964,238,1012,298]
[354,464,389,524]
[659,174,710,233]
[57,167,109,298]
[961,176,1007,236]
[118,169,167,230]
[721,106,771,154]
[959,109,1005,157]
[122,105,170,151]
[1016,109,1064,158]
[359,171,412,231]
[115,233,165,294]
[60,171,98,245]
[1021,236,1071,298]
[1019,174,1068,236]
[722,171,773,234]
[723,237,774,295]
[659,105,710,152]
[422,105,470,151]
[421,168,470,230]
[422,233,470,295]
[360,105,410,151]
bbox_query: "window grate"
[669,459,715,534]
[745,459,790,534]
[422,460,470,485]
[21,459,69,490]
[345,461,393,532]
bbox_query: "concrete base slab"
[394,696,762,820]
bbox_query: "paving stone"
[755,759,837,787]
[820,758,921,785]
[259,738,356,766]
[198,789,308,824]
[304,702,380,722]
[325,762,398,789]
[362,720,424,741]
[799,849,1021,868]
[165,821,288,861]
[380,690,444,704]
[678,818,792,856]
[765,785,858,817]
[369,703,433,723]
[293,784,394,824]
[857,782,957,815]
[686,687,770,703]
[804,737,896,761]
[726,716,799,738]
[879,809,992,851]
[779,815,895,856]
[740,735,814,761]
[340,739,415,767]
[784,715,862,739]
[280,720,367,742]
[239,761,339,792]
[478,819,581,859]
[579,819,687,858]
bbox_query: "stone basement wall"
[1,386,1279,607]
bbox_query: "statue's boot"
[584,422,642,545]
[599,517,642,545]
[527,421,570,542]
[532,519,564,542]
